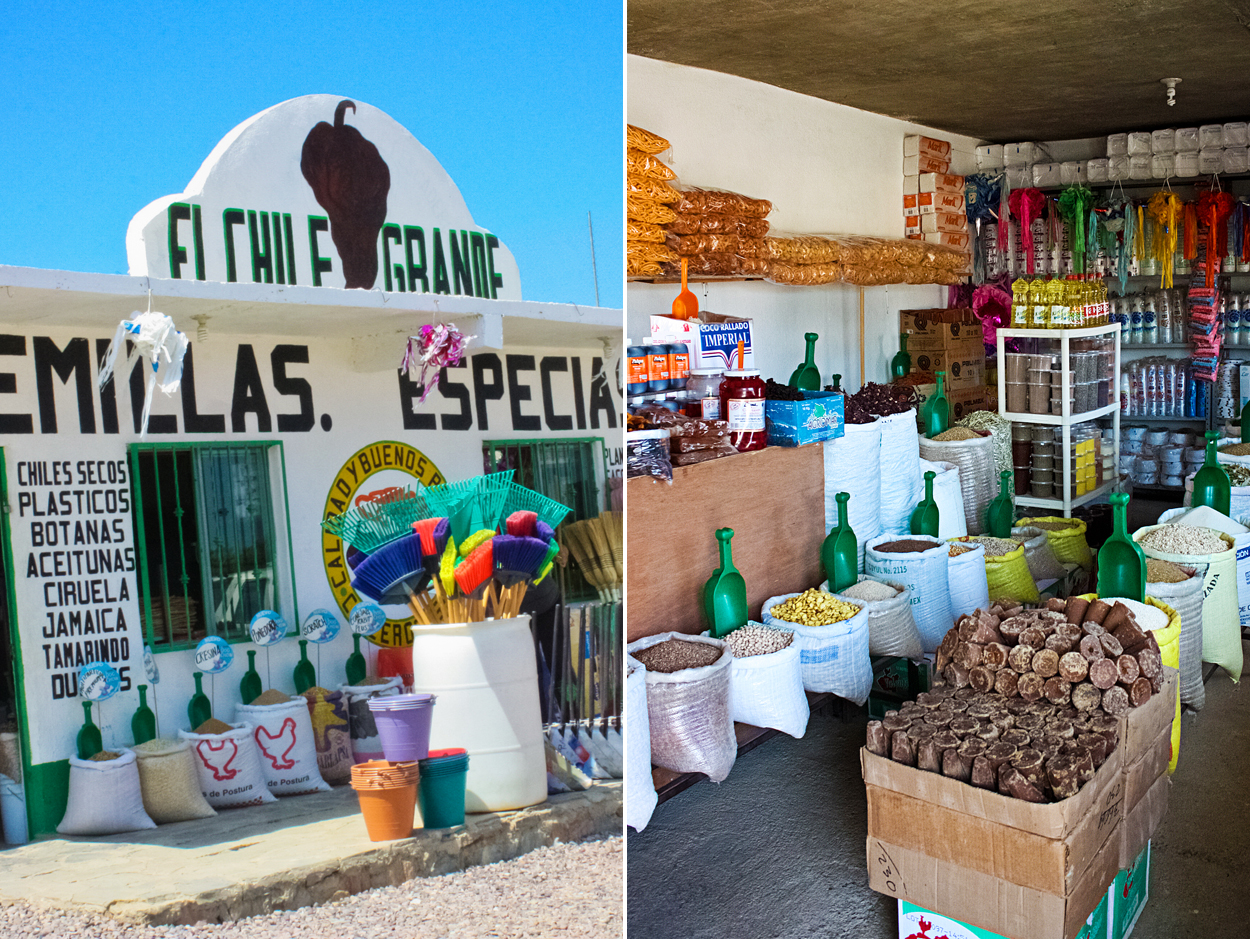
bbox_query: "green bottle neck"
[137,686,148,707]
[836,496,849,528]
[803,335,817,366]
[193,673,203,693]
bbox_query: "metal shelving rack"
[997,323,1122,517]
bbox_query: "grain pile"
[1138,525,1228,555]
[631,638,722,673]
[87,751,120,762]
[251,689,291,706]
[840,580,899,602]
[875,539,940,553]
[1146,559,1192,583]
[1219,442,1250,456]
[724,624,794,658]
[768,590,860,627]
[931,427,979,441]
[195,718,233,735]
[969,536,1019,556]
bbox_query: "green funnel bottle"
[891,333,912,380]
[294,639,316,693]
[187,672,212,728]
[910,471,940,537]
[822,492,858,592]
[76,700,102,760]
[830,373,842,392]
[131,684,156,745]
[239,650,262,705]
[1241,397,1250,445]
[1192,430,1231,516]
[1097,492,1146,602]
[704,529,748,638]
[925,370,950,438]
[985,471,1015,537]
[789,332,821,390]
[346,635,367,686]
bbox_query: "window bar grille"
[148,452,174,646]
[170,450,196,643]
[129,450,157,647]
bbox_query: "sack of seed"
[626,633,736,782]
[235,696,330,796]
[57,749,156,836]
[711,623,809,738]
[132,738,217,823]
[338,677,404,764]
[179,721,278,808]
[301,686,354,785]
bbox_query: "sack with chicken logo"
[339,677,404,763]
[235,698,330,795]
[300,686,354,785]
[178,721,277,808]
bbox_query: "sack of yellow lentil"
[761,590,871,703]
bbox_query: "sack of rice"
[300,686,354,785]
[132,738,217,823]
[179,721,278,808]
[57,749,156,835]
[235,696,330,796]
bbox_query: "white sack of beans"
[863,535,952,654]
[1142,558,1206,709]
[1135,523,1241,681]
[235,699,330,796]
[626,633,736,783]
[57,749,156,836]
[878,411,923,537]
[919,432,997,536]
[132,738,217,823]
[823,420,882,571]
[178,722,277,808]
[946,540,990,620]
[822,575,923,659]
[919,459,968,539]
[1172,502,1250,637]
[707,624,809,738]
[761,593,872,702]
[624,659,658,831]
[1012,526,1068,583]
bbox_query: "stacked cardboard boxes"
[901,308,988,415]
[903,136,970,254]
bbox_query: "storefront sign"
[249,610,288,646]
[126,95,522,299]
[300,608,340,644]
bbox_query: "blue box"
[765,391,845,447]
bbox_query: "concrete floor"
[627,643,1250,939]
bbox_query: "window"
[482,437,606,601]
[130,443,294,649]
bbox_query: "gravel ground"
[0,837,622,939]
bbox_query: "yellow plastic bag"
[1015,516,1094,570]
[952,537,1038,603]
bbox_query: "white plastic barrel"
[410,615,546,813]
[0,774,28,845]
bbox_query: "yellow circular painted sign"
[321,441,444,648]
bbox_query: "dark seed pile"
[764,379,806,401]
[632,638,722,673]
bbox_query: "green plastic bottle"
[345,635,367,686]
[925,370,950,438]
[76,700,102,760]
[294,639,317,694]
[822,492,858,593]
[1192,430,1231,516]
[239,650,262,705]
[187,672,212,728]
[909,471,940,537]
[1097,492,1147,602]
[891,334,911,380]
[985,471,1015,537]
[131,684,156,745]
[789,332,821,390]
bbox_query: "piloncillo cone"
[301,99,391,289]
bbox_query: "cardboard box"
[650,312,753,371]
[1120,774,1167,870]
[1117,669,1177,768]
[901,307,979,332]
[921,212,969,234]
[919,190,967,215]
[905,152,952,176]
[764,390,845,447]
[920,172,966,194]
[1122,725,1170,815]
[924,231,971,250]
[948,386,988,421]
[898,890,1109,939]
[1110,843,1150,939]
[908,339,986,386]
[905,134,953,160]
[905,219,922,239]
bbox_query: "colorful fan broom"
[321,484,431,552]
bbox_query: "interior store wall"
[627,54,983,388]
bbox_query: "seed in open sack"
[1219,442,1250,455]
[357,676,393,686]
[1031,520,1081,532]
[251,689,292,706]
[725,624,794,657]
[768,589,860,627]
[88,750,121,762]
[874,538,939,554]
[970,536,1019,557]
[931,427,980,441]
[195,718,233,735]
[949,544,974,557]
[1139,524,1229,555]
[632,638,723,673]
[840,579,899,601]
[1146,558,1190,583]
[1227,463,1250,486]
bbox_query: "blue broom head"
[535,520,555,543]
[346,545,368,571]
[351,532,424,601]
[493,535,552,586]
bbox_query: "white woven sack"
[878,411,923,535]
[824,420,882,570]
[339,677,404,764]
[761,594,872,703]
[1013,526,1068,583]
[57,749,156,836]
[918,459,967,539]
[627,633,736,783]
[713,625,809,738]
[179,721,278,808]
[1142,563,1206,709]
[624,657,658,831]
[821,575,922,659]
[1183,474,1250,522]
[234,699,330,796]
[946,541,991,621]
[918,433,997,535]
[1134,523,1241,681]
[863,535,952,653]
[132,738,217,823]
[1171,503,1250,633]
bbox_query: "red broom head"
[506,510,538,537]
[454,540,494,594]
[411,516,449,556]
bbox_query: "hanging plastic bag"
[918,458,968,539]
[1015,516,1094,570]
[626,633,736,783]
[57,750,156,836]
[625,658,659,831]
[821,576,922,659]
[946,540,991,619]
[761,594,872,702]
[1143,562,1206,709]
[712,624,809,738]
[863,536,952,652]
[823,419,882,570]
[919,433,997,535]
[179,721,278,808]
[878,412,922,535]
[235,698,331,796]
[97,310,189,438]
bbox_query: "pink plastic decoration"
[401,323,475,403]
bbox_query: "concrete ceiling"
[628,0,1250,142]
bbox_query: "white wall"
[628,55,983,388]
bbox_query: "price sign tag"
[249,610,288,646]
[301,608,341,644]
[143,644,160,684]
[195,636,234,673]
[78,662,121,701]
[349,601,387,637]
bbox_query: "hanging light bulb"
[1161,78,1181,107]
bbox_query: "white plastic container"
[976,144,1004,169]
[1200,124,1225,149]
[1199,148,1224,174]
[1175,151,1199,177]
[1129,155,1152,179]
[1106,133,1128,157]
[410,615,546,812]
[1006,165,1032,188]
[1151,153,1175,178]
[1151,128,1176,153]
[0,774,27,845]
[1004,142,1036,166]
[1224,122,1249,148]
[1087,158,1109,183]
[1108,155,1130,180]
[1061,161,1087,184]
[1033,163,1062,187]
[1175,127,1200,152]
[1127,132,1153,155]
[1223,147,1249,175]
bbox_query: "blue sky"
[0,1,623,309]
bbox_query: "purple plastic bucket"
[367,693,437,762]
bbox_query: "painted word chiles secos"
[167,203,507,297]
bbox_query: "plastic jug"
[1097,492,1146,602]
[909,471,940,537]
[925,370,950,438]
[239,650,262,705]
[1192,430,1231,516]
[891,333,911,379]
[187,672,212,728]
[294,639,316,694]
[131,684,156,745]
[822,492,858,592]
[346,635,367,686]
[985,471,1015,537]
[76,700,101,760]
[704,528,748,638]
[789,332,821,390]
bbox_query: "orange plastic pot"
[353,780,417,841]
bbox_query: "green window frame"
[129,441,297,650]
